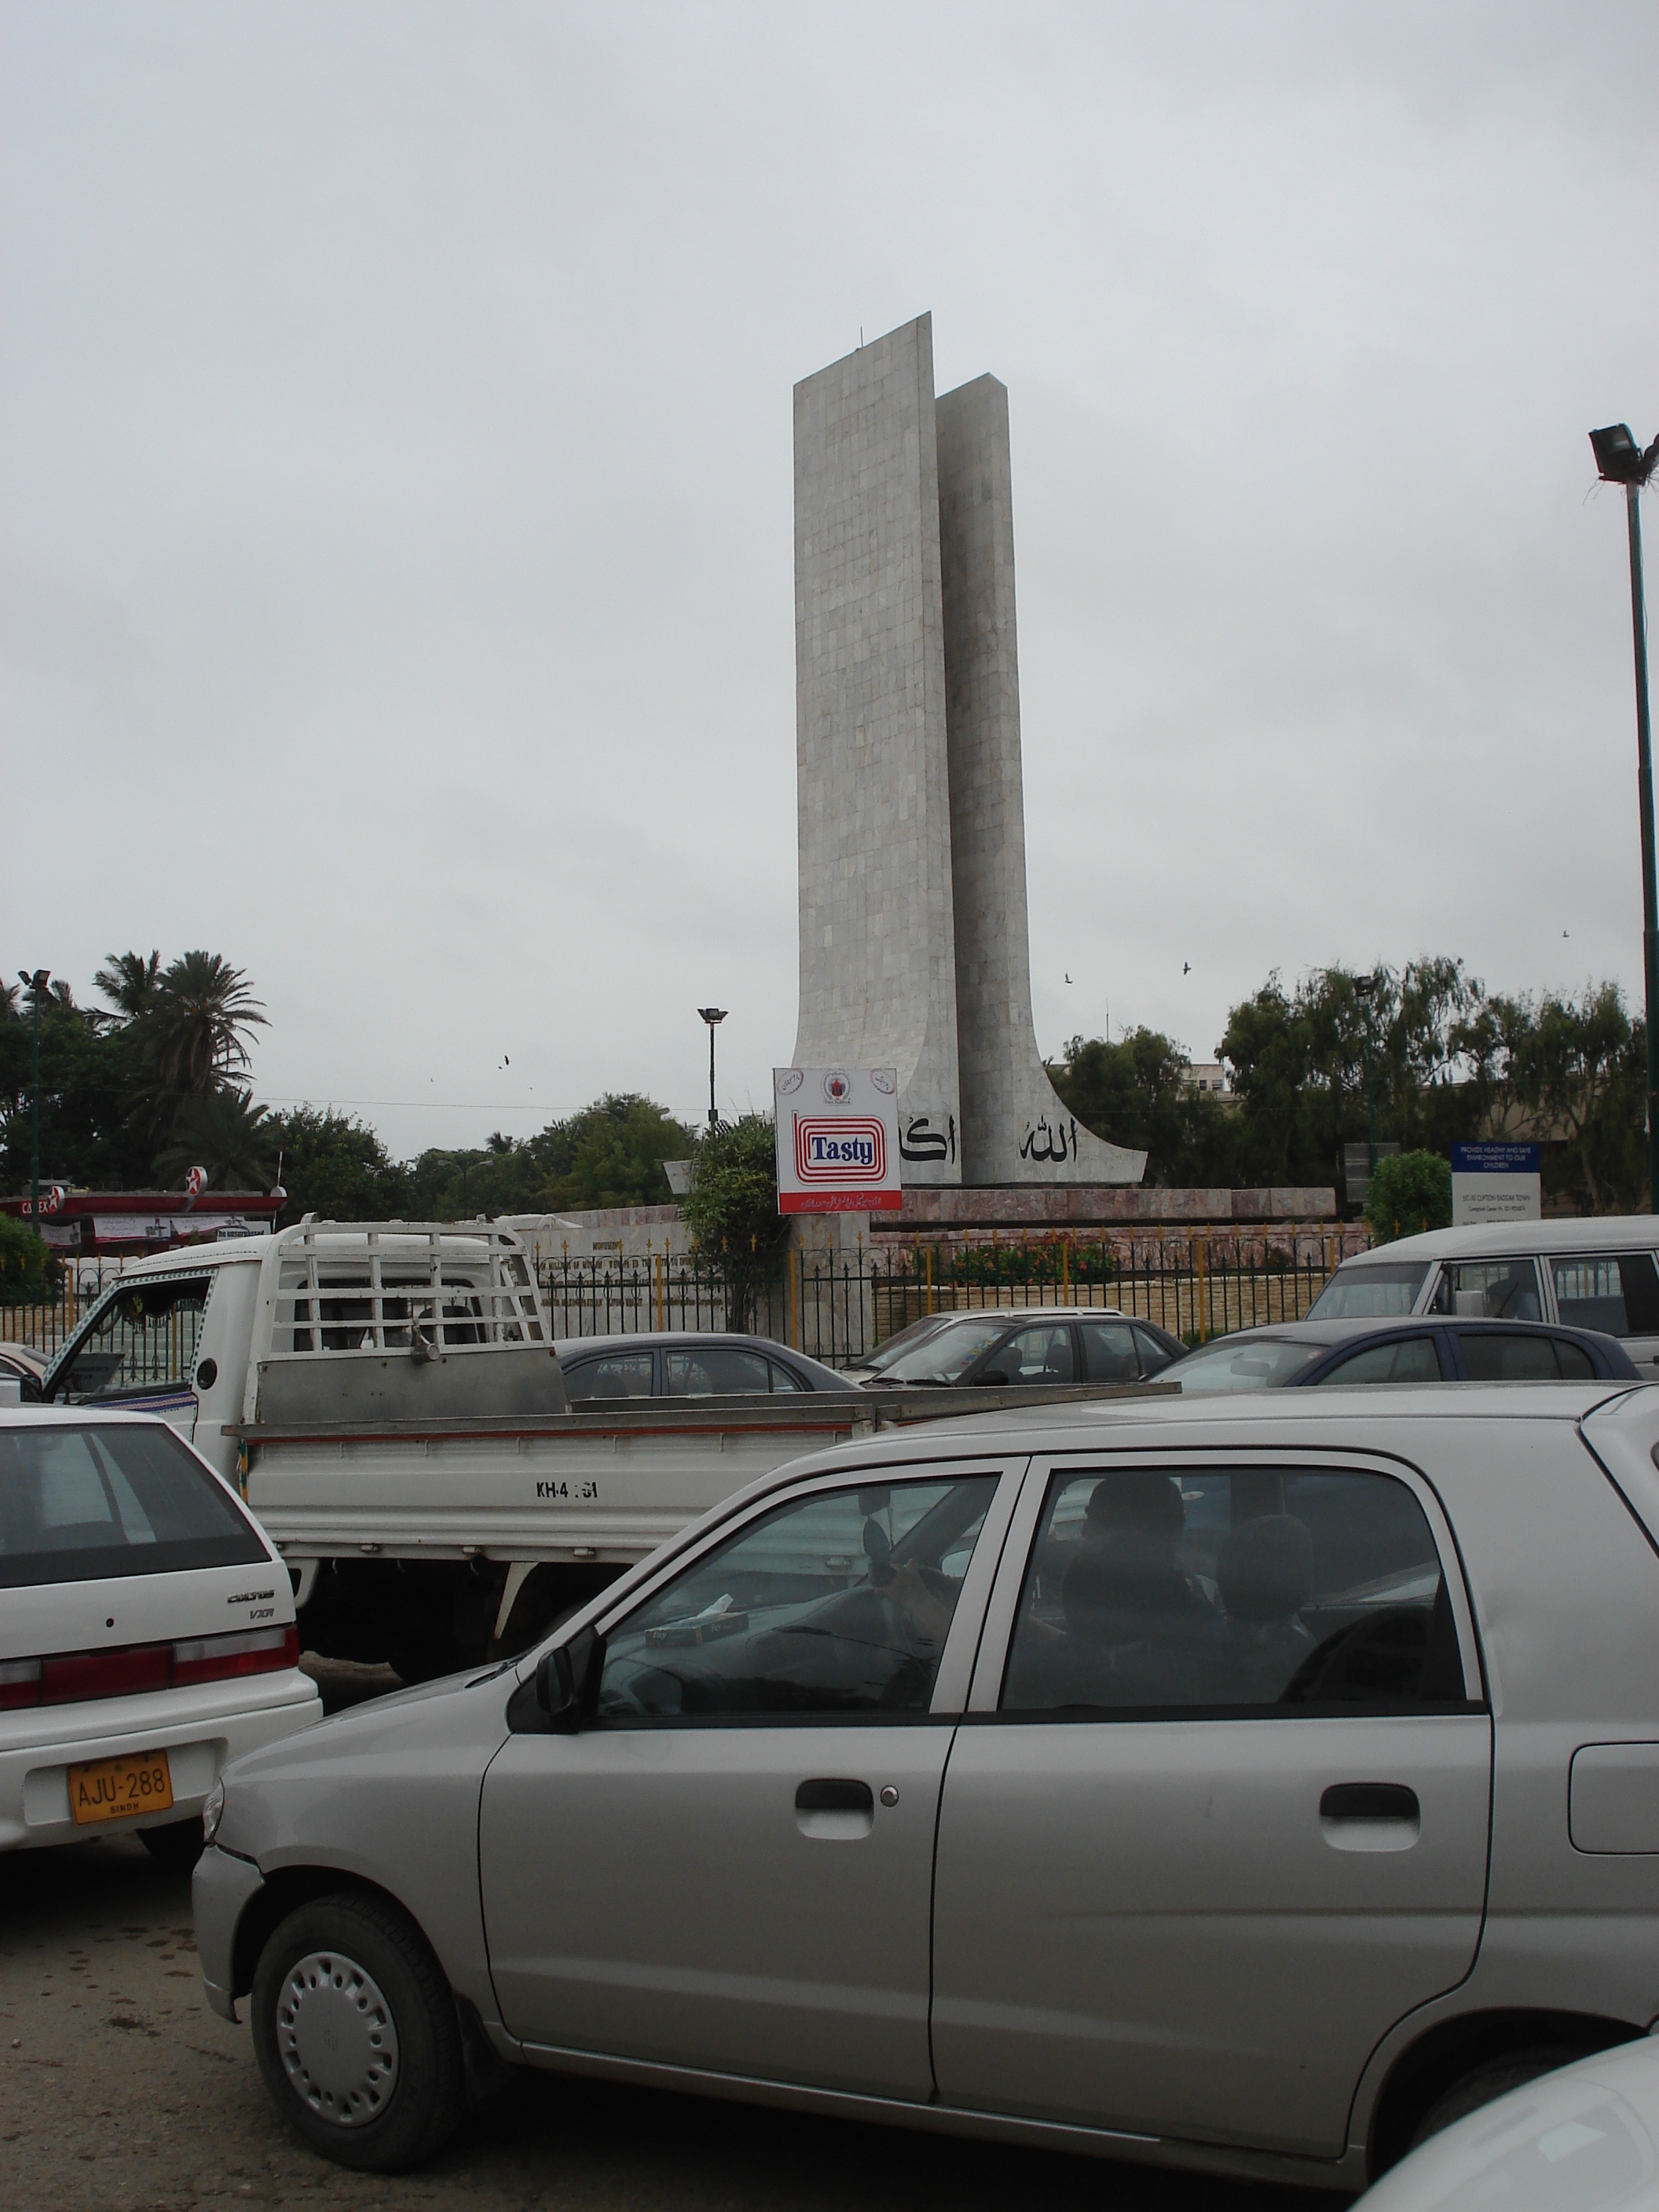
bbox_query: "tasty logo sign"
[794,1117,886,1182]
[774,1069,903,1214]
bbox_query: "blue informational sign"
[1451,1143,1541,1225]
[1451,1144,1541,1174]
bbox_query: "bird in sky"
[1064,972,1073,984]
[1183,962,1191,976]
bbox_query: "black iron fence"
[538,1240,1351,1369]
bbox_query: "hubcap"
[276,1950,399,2129]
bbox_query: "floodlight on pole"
[19,969,49,1238]
[698,1007,728,1130]
[1353,972,1380,1177]
[1589,423,1659,1211]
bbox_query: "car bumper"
[192,1841,267,2022]
[0,1672,323,1851]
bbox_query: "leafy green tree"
[1364,1150,1452,1241]
[142,952,267,1131]
[0,1211,60,1298]
[0,987,152,1192]
[1048,1029,1236,1187]
[94,950,161,1024]
[1486,983,1647,1212]
[265,1107,411,1225]
[404,1094,696,1219]
[682,1114,789,1324]
[153,1089,276,1193]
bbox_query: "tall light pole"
[1590,424,1659,1211]
[698,1007,727,1130]
[18,968,49,1238]
[1353,972,1379,1176]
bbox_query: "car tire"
[250,1892,466,2171]
[1411,2045,1580,2149]
[138,1816,205,1873]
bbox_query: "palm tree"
[147,952,268,1097]
[153,1088,276,1193]
[95,950,161,1024]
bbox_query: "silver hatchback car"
[196,1382,1659,2192]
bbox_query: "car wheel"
[138,1816,205,1873]
[1412,2045,1580,2148]
[250,1892,465,2170]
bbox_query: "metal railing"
[539,1239,1351,1369]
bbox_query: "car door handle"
[1320,1783,1420,1822]
[795,1778,874,1815]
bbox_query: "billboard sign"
[774,1068,903,1214]
[1451,1142,1541,1226]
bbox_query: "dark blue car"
[1166,1314,1640,1393]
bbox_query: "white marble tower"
[791,315,1144,1188]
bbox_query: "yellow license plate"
[66,1749,174,1826]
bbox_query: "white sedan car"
[1,1407,321,1862]
[1357,2035,1659,2209]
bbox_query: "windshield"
[0,1422,266,1587]
[860,1316,950,1374]
[874,1316,1014,1383]
[1170,1337,1325,1393]
[1307,1260,1430,1321]
[43,1273,211,1402]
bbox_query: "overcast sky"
[4,2,1655,1160]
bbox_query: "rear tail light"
[171,1625,298,1687]
[0,1625,301,1710]
[0,1659,43,1711]
[43,1644,174,1704]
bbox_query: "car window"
[1132,1324,1176,1376]
[0,1423,266,1588]
[1550,1254,1659,1339]
[664,1348,772,1395]
[1427,1258,1541,1321]
[1317,1337,1444,1386]
[861,1316,951,1373]
[1458,1331,1594,1382]
[1001,1466,1464,1715]
[876,1316,1015,1383]
[563,1352,654,1402]
[47,1276,211,1401]
[976,1324,1075,1386]
[1170,1338,1324,1392]
[596,1474,1002,1720]
[1307,1260,1431,1320]
[1079,1318,1139,1384]
[767,1361,805,1393]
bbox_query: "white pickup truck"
[31,1219,1141,1679]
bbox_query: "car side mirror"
[975,1368,1011,1387]
[509,1623,603,1734]
[536,1645,579,1729]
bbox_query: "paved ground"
[0,1661,1352,2212]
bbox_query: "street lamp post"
[17,969,49,1239]
[1590,425,1659,1211]
[1353,972,1379,1177]
[697,1007,728,1131]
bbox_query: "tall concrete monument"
[791,314,1146,1188]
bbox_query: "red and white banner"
[775,1069,903,1214]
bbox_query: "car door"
[969,1322,1076,1388]
[1544,1251,1659,1377]
[45,1272,213,1442]
[1077,1313,1141,1385]
[1310,1333,1446,1386]
[931,1449,1492,2159]
[479,1459,1024,2097]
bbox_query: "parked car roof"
[1163,1315,1639,1393]
[1330,1216,1659,1265]
[553,1333,849,1391]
